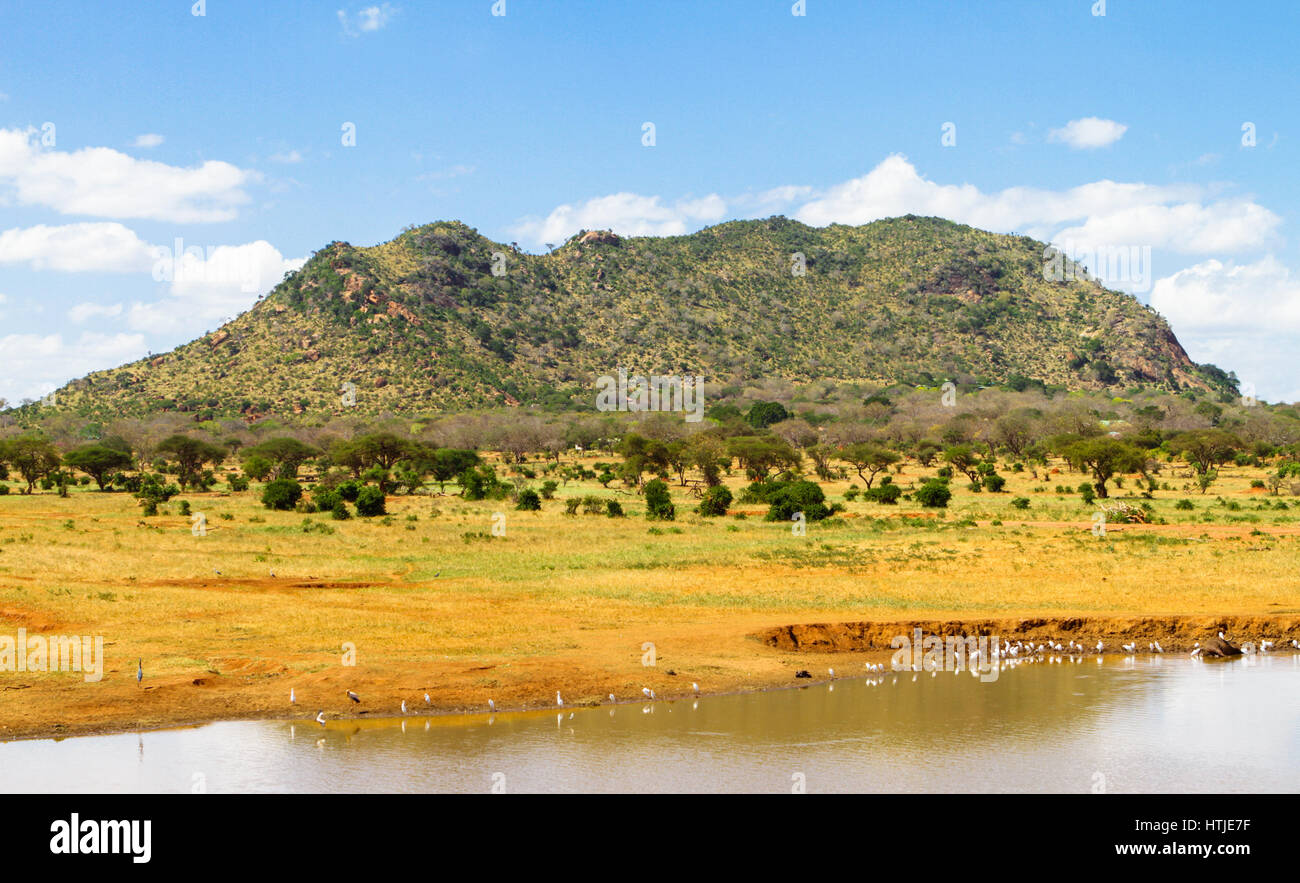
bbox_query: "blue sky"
[1,0,1297,403]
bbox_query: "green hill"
[50,215,1231,420]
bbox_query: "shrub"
[581,495,605,515]
[515,488,541,511]
[314,488,341,511]
[1078,482,1096,506]
[696,485,733,517]
[355,486,387,517]
[605,500,625,518]
[1174,499,1194,510]
[460,465,507,501]
[228,475,250,492]
[337,480,361,502]
[178,500,191,516]
[0,485,8,495]
[1010,496,1030,510]
[644,479,675,521]
[564,498,581,516]
[843,487,861,502]
[540,480,559,500]
[765,480,834,522]
[915,479,952,508]
[331,501,352,520]
[261,479,303,511]
[982,474,1007,493]
[864,483,902,504]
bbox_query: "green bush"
[982,474,1007,493]
[864,483,902,504]
[644,479,675,521]
[540,480,559,500]
[764,480,835,522]
[1078,482,1096,505]
[915,479,952,508]
[314,488,341,511]
[515,488,541,510]
[1174,499,1194,510]
[564,498,581,515]
[331,501,352,520]
[1010,496,1030,509]
[355,486,387,517]
[228,475,250,492]
[337,480,361,502]
[261,479,303,511]
[605,500,625,518]
[696,485,733,517]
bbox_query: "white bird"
[556,691,563,707]
[424,693,430,705]
[1095,641,1104,653]
[488,699,496,712]
[401,700,407,714]
[1219,630,1226,640]
[828,668,835,679]
[692,682,699,694]
[290,688,296,704]
[1154,641,1164,653]
[608,693,615,702]
[346,691,360,704]
[269,569,276,578]
[315,710,326,725]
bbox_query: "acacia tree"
[1169,429,1241,476]
[0,437,62,494]
[942,445,983,484]
[242,437,319,481]
[725,436,800,481]
[1062,438,1147,499]
[837,442,900,488]
[63,445,132,490]
[156,435,226,490]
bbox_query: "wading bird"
[424,693,430,705]
[692,682,700,694]
[290,688,296,704]
[315,710,326,725]
[401,700,407,714]
[347,691,361,704]
[556,691,563,707]
[488,699,496,712]
[608,694,615,702]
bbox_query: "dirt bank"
[755,615,1300,653]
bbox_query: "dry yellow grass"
[1,458,1297,740]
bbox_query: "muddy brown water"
[2,654,1296,792]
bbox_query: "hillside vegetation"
[47,215,1230,421]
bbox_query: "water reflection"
[2,655,1296,793]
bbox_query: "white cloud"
[338,4,396,36]
[0,331,147,405]
[1151,255,1300,335]
[0,222,155,272]
[794,155,1279,255]
[1048,117,1128,149]
[68,302,125,323]
[127,241,307,335]
[270,149,303,164]
[513,192,728,245]
[0,127,255,223]
[1151,256,1300,401]
[132,133,165,148]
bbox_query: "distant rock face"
[579,230,620,246]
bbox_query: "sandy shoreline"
[4,612,1296,743]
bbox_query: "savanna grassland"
[2,454,1298,741]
